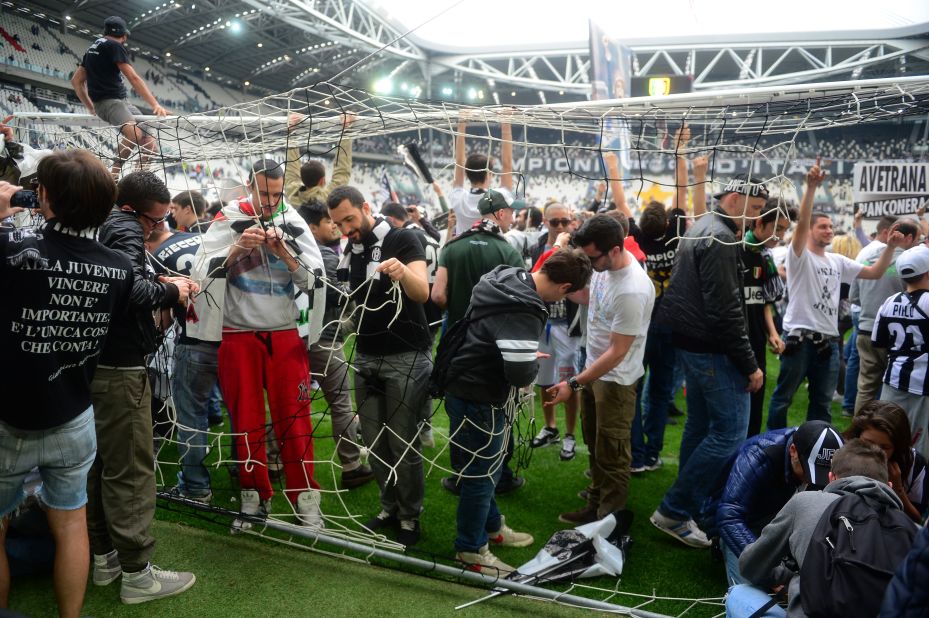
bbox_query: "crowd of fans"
[2,14,929,618]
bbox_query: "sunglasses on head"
[548,218,572,227]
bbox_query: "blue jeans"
[723,542,749,587]
[659,351,749,520]
[0,407,96,515]
[632,325,677,467]
[172,342,219,496]
[725,584,785,618]
[207,383,224,423]
[446,395,506,552]
[842,311,860,413]
[767,339,840,430]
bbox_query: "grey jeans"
[309,340,362,471]
[353,350,432,521]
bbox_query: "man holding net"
[442,250,592,575]
[89,171,198,603]
[71,17,168,176]
[189,160,327,531]
[327,185,432,547]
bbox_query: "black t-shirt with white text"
[81,37,130,101]
[1,222,132,430]
[151,231,202,340]
[347,226,431,355]
[629,208,687,310]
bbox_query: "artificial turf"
[8,349,850,617]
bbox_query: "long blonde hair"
[829,234,861,260]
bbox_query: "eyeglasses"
[134,210,167,226]
[588,250,609,263]
[548,218,572,227]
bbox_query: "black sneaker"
[668,404,685,418]
[441,476,461,496]
[397,519,421,547]
[530,426,560,448]
[494,476,525,495]
[341,464,375,489]
[363,510,398,532]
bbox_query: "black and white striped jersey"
[872,289,929,396]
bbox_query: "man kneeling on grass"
[442,250,591,575]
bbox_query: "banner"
[588,21,633,169]
[853,162,929,218]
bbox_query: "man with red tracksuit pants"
[189,159,327,531]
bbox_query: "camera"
[10,190,37,209]
[782,334,801,356]
[812,335,833,360]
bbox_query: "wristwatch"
[567,376,584,392]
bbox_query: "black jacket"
[656,209,757,376]
[445,265,548,404]
[98,208,179,366]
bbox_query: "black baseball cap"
[104,16,130,37]
[714,174,769,200]
[793,421,844,489]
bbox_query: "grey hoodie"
[739,475,906,618]
[445,265,548,404]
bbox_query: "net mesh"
[9,76,929,616]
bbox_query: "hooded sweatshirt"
[186,200,325,344]
[445,265,548,404]
[739,475,909,618]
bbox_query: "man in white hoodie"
[189,159,326,532]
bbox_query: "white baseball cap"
[897,245,929,279]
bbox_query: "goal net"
[7,75,929,616]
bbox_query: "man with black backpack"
[435,250,591,575]
[728,439,917,618]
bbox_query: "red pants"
[218,329,319,503]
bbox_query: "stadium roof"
[17,0,929,104]
[384,0,929,52]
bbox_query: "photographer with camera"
[767,158,907,430]
[0,150,133,618]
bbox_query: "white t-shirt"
[449,186,483,235]
[783,248,863,336]
[585,263,655,386]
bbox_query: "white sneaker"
[456,544,515,576]
[120,564,196,604]
[649,510,712,548]
[296,489,325,529]
[419,427,435,449]
[231,489,270,534]
[93,549,121,586]
[488,515,534,548]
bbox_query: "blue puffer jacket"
[880,523,929,617]
[714,428,801,556]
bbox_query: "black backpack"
[800,492,916,618]
[428,305,517,399]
